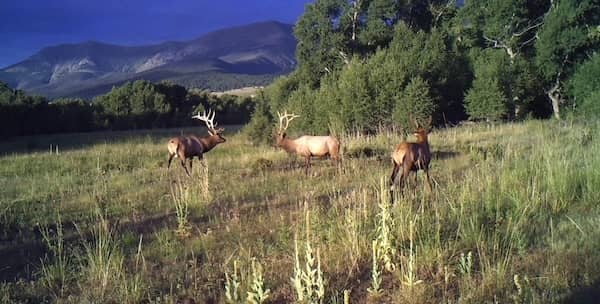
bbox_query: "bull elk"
[275,111,341,174]
[167,109,226,176]
[389,116,433,200]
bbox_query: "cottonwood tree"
[568,53,600,117]
[535,0,600,119]
[294,0,349,85]
[458,0,550,119]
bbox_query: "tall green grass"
[1,120,599,303]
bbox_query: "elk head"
[410,116,433,143]
[275,110,300,147]
[193,109,226,144]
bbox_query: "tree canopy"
[0,80,255,139]
[244,0,600,142]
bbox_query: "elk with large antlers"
[275,111,341,174]
[389,116,433,201]
[167,109,226,176]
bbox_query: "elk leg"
[335,156,343,174]
[424,168,433,192]
[168,154,175,169]
[413,171,418,186]
[390,164,400,189]
[189,158,193,173]
[398,164,412,195]
[180,158,191,177]
[305,157,311,175]
[332,153,342,168]
[390,163,402,203]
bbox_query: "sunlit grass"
[1,120,599,303]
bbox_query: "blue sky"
[0,0,312,68]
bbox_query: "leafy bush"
[569,53,600,118]
[393,77,436,132]
[244,95,274,146]
[464,77,507,122]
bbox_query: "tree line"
[2,1,598,142]
[245,0,600,145]
[0,80,255,139]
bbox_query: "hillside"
[0,21,296,98]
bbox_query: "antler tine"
[277,111,285,132]
[210,109,216,122]
[277,110,300,132]
[193,109,216,131]
[284,111,299,131]
[410,115,420,129]
[205,109,214,130]
[209,110,218,130]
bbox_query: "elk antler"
[409,115,434,130]
[277,110,300,133]
[410,115,421,129]
[193,109,224,135]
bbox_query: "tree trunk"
[547,81,562,119]
[548,92,561,119]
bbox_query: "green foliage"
[244,92,275,146]
[294,0,348,85]
[569,53,600,117]
[93,80,171,129]
[246,260,270,304]
[263,75,299,116]
[535,0,597,82]
[264,21,465,135]
[463,49,510,121]
[374,179,395,273]
[336,58,376,132]
[359,0,398,50]
[0,80,255,138]
[224,260,242,303]
[313,74,342,134]
[393,76,436,132]
[291,210,326,304]
[365,51,405,127]
[464,76,507,121]
[460,0,538,51]
[287,84,318,133]
[534,0,600,117]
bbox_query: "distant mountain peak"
[0,21,297,99]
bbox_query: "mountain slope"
[0,21,296,98]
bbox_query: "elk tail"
[175,140,182,156]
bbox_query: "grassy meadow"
[1,120,600,303]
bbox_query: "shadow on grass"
[562,282,600,304]
[0,212,186,282]
[432,150,460,160]
[0,125,243,155]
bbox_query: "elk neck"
[201,135,220,152]
[411,133,430,155]
[280,137,298,154]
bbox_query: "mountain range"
[0,21,297,99]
